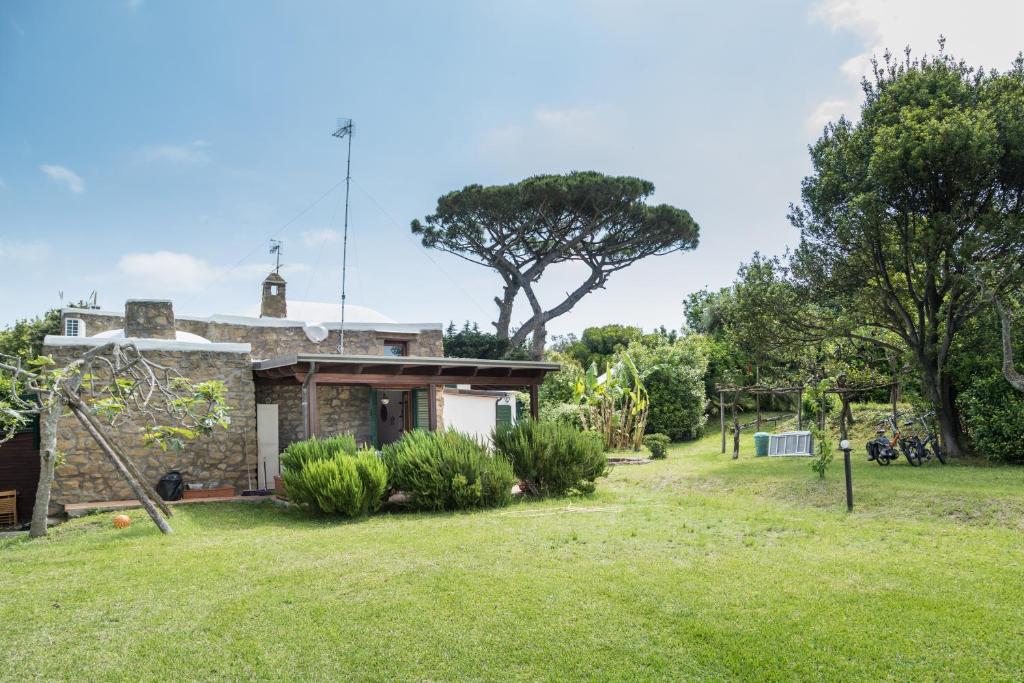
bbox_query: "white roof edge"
[59,308,441,333]
[42,335,251,354]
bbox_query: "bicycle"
[866,413,904,466]
[897,411,947,465]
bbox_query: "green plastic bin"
[754,432,771,457]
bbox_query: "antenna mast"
[269,239,282,274]
[331,118,354,354]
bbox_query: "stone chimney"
[261,271,287,318]
[124,300,176,339]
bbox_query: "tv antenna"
[269,239,282,274]
[331,118,354,354]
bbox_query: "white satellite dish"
[303,324,329,343]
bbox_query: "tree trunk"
[75,406,173,518]
[29,406,60,537]
[68,404,173,534]
[993,295,1024,392]
[492,282,518,340]
[922,368,966,458]
[530,323,547,361]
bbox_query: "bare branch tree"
[1,342,230,536]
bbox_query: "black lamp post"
[840,439,853,512]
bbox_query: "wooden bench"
[0,490,17,528]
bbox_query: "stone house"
[39,272,558,514]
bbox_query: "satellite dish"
[303,324,329,343]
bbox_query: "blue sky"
[2,0,1022,334]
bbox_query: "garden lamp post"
[840,439,853,512]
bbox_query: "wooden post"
[797,387,803,430]
[529,384,539,420]
[756,392,761,432]
[720,391,726,454]
[731,396,738,459]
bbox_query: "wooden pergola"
[253,353,560,439]
[715,384,806,454]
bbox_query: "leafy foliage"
[281,434,358,472]
[574,352,649,450]
[790,45,1024,457]
[413,172,700,357]
[537,401,585,430]
[492,419,607,496]
[643,433,671,459]
[0,309,62,362]
[443,321,528,359]
[282,436,387,517]
[625,336,708,440]
[949,307,1024,463]
[538,351,584,406]
[381,430,514,510]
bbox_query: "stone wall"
[44,344,257,513]
[67,310,444,360]
[254,382,373,451]
[61,311,122,337]
[317,385,372,446]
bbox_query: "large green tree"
[790,45,1024,457]
[412,172,700,359]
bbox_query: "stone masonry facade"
[45,273,452,513]
[64,309,444,360]
[44,345,257,513]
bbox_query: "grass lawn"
[2,430,1023,681]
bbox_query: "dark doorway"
[376,390,409,446]
[0,428,40,526]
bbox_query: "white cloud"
[301,228,341,246]
[115,250,306,295]
[0,239,50,262]
[0,177,6,190]
[808,0,1024,133]
[139,140,210,164]
[40,164,84,194]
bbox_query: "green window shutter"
[412,388,430,430]
[495,403,512,428]
[368,388,378,447]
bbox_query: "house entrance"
[375,390,409,446]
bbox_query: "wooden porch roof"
[252,353,560,387]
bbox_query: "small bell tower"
[261,271,287,318]
[261,240,287,318]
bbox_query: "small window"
[64,318,85,337]
[383,340,407,357]
[270,285,279,295]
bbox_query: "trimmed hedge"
[493,419,607,496]
[643,433,671,459]
[382,429,514,511]
[280,435,387,517]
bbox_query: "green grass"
[2,431,1023,681]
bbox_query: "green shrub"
[956,374,1024,464]
[493,419,607,496]
[280,435,386,517]
[643,433,671,459]
[381,429,514,511]
[280,433,357,472]
[538,401,585,429]
[624,337,709,441]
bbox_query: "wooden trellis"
[715,384,805,455]
[716,379,899,456]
